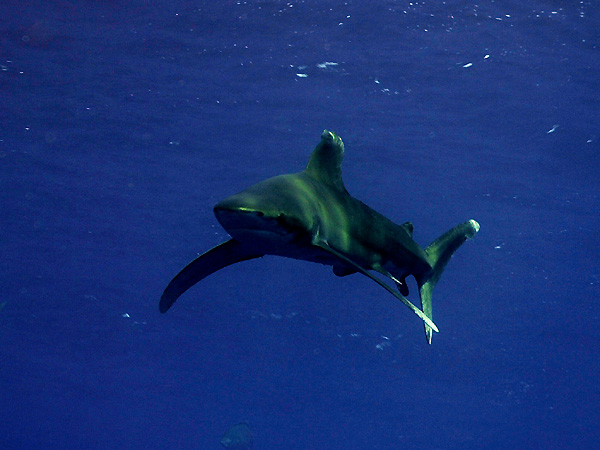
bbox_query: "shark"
[160,130,480,343]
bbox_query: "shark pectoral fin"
[312,240,439,333]
[160,239,264,313]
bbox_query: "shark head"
[213,174,317,250]
[213,130,346,250]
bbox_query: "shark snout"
[213,199,269,234]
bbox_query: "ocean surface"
[1,1,599,449]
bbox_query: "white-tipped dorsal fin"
[305,130,346,191]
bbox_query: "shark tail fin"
[418,219,480,344]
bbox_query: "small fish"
[220,423,253,449]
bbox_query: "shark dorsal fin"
[401,222,414,237]
[305,130,346,191]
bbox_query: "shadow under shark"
[161,131,479,343]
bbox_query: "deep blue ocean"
[2,1,599,449]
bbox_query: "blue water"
[2,1,599,449]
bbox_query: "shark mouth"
[213,207,293,243]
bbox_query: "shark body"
[161,130,479,343]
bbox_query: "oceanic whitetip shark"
[161,130,479,343]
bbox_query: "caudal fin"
[418,219,480,344]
